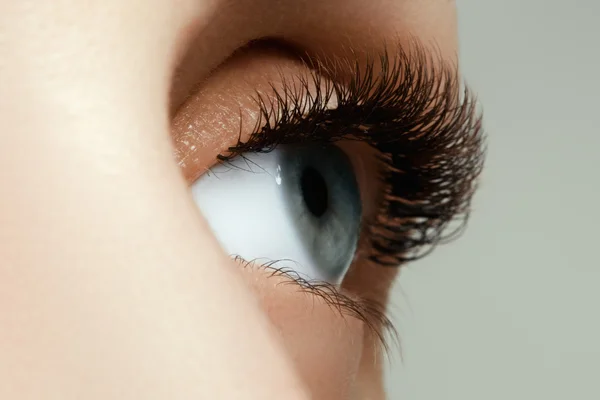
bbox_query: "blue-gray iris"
[279,144,362,283]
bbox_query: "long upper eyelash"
[219,41,486,267]
[232,256,398,354]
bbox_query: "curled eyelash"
[232,256,398,354]
[219,41,485,266]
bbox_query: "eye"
[190,144,362,284]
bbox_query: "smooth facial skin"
[0,1,458,399]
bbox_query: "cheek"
[238,266,365,399]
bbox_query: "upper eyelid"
[218,42,466,158]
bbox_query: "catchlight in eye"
[190,144,362,284]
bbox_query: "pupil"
[300,167,329,217]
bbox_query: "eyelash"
[217,42,485,349]
[232,256,397,352]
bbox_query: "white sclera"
[190,150,336,283]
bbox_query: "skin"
[0,0,457,398]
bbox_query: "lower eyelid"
[232,255,369,394]
[232,256,396,352]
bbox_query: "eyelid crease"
[219,39,486,268]
[232,256,399,356]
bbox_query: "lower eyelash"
[232,256,398,354]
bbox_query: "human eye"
[172,41,485,350]
[192,143,362,284]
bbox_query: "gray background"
[385,1,600,398]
